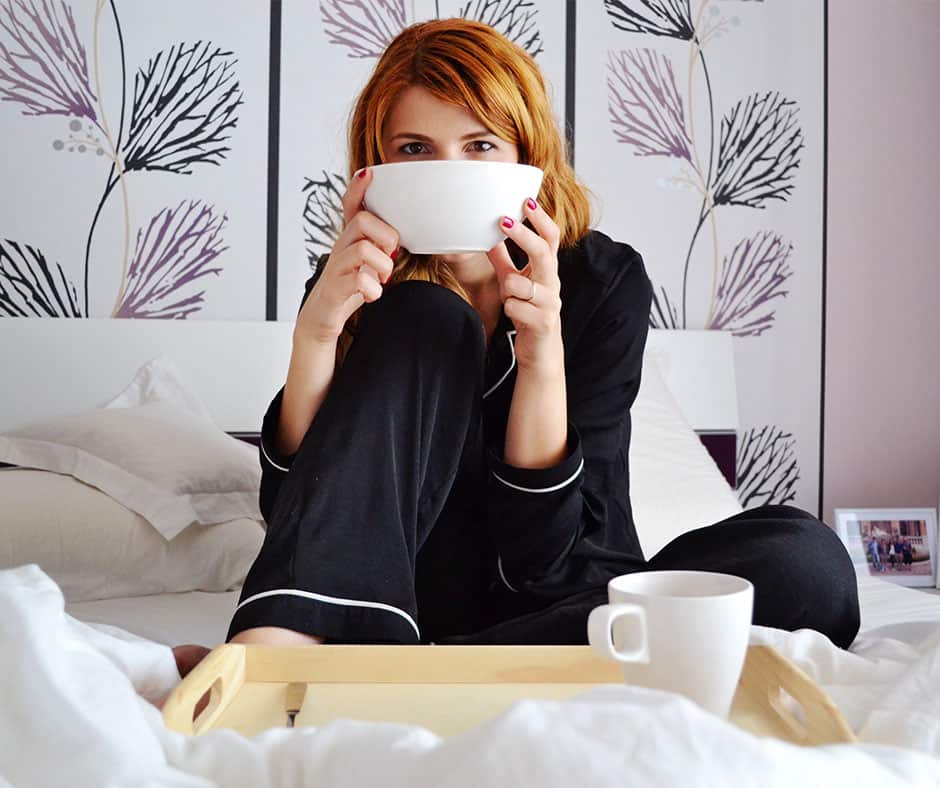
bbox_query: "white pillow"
[0,358,261,540]
[105,354,216,421]
[629,350,744,558]
[0,468,263,601]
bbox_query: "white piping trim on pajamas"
[491,457,585,494]
[497,555,519,593]
[260,438,290,472]
[234,588,420,639]
[483,330,517,399]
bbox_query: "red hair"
[348,18,591,249]
[337,20,591,361]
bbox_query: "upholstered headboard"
[646,330,738,486]
[1,320,738,482]
[2,319,293,434]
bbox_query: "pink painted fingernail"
[526,198,537,210]
[391,248,399,261]
[356,168,368,179]
[501,217,515,229]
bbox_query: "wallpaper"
[277,0,568,319]
[0,0,826,512]
[575,0,825,512]
[0,0,269,319]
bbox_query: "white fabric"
[66,589,241,647]
[105,354,217,422]
[629,349,744,557]
[2,565,940,787]
[60,577,940,654]
[0,468,262,602]
[856,575,940,634]
[0,359,262,540]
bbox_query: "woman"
[220,19,859,655]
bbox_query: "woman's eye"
[400,142,428,155]
[468,140,495,153]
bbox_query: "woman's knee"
[726,503,818,524]
[666,512,862,648]
[760,516,860,648]
[346,280,486,383]
[362,280,484,346]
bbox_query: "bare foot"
[153,644,213,712]
[173,644,212,679]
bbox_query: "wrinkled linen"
[1,564,939,788]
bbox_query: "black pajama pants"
[227,281,861,650]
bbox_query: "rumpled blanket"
[1,564,938,788]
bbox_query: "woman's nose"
[434,146,469,161]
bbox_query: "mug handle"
[587,603,650,664]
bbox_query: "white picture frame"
[834,508,938,588]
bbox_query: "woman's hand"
[487,197,564,377]
[489,198,568,469]
[295,168,400,347]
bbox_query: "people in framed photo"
[833,508,938,588]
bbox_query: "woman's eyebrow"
[387,130,495,142]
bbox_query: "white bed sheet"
[66,590,240,648]
[64,576,940,650]
[857,577,940,635]
[4,564,940,788]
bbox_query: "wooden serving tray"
[162,644,856,746]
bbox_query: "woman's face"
[381,85,519,165]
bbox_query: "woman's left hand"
[487,198,564,377]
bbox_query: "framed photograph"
[834,508,938,588]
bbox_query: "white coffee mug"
[587,570,754,717]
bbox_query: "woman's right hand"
[295,168,399,346]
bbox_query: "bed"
[1,318,939,786]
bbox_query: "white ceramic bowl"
[362,160,544,254]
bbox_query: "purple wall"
[824,0,940,522]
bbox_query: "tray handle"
[739,645,856,745]
[162,644,247,736]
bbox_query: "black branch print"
[709,231,793,337]
[115,201,227,319]
[0,0,97,119]
[459,0,543,57]
[736,425,800,508]
[302,171,346,272]
[0,239,82,316]
[713,91,803,209]
[320,0,406,59]
[604,0,694,41]
[0,2,242,319]
[122,41,243,175]
[607,49,692,160]
[649,283,679,329]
